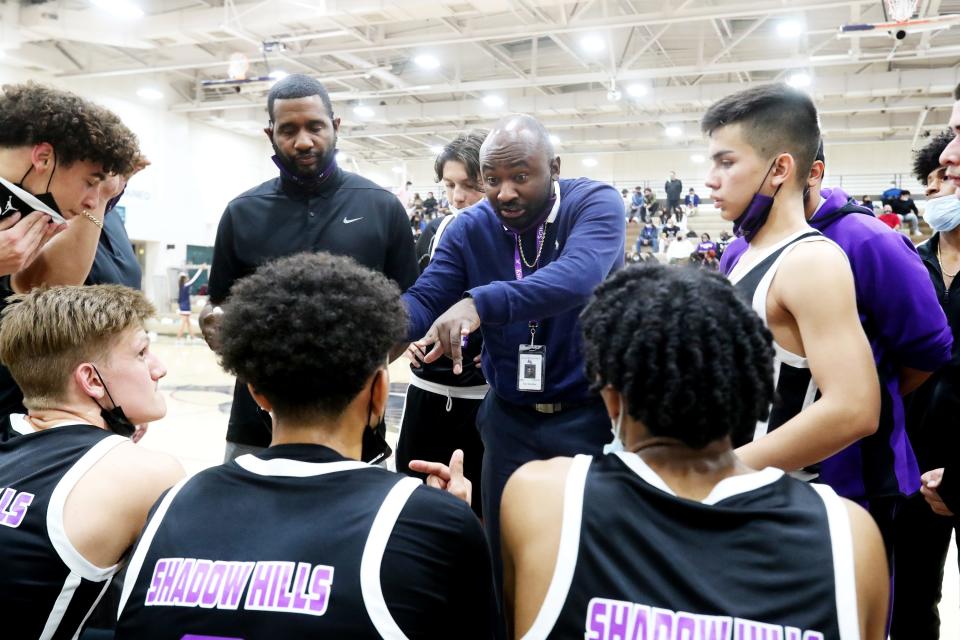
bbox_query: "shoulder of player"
[779,237,850,276]
[501,457,574,523]
[101,442,186,498]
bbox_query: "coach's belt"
[533,402,564,414]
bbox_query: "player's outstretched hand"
[408,449,472,506]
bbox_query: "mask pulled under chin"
[733,192,778,242]
[361,418,392,464]
[271,152,337,191]
[100,406,137,437]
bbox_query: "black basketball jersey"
[525,454,858,640]
[115,443,498,639]
[0,419,128,640]
[728,230,834,461]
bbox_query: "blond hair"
[0,285,155,409]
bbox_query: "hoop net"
[885,0,919,23]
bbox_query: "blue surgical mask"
[603,407,625,455]
[733,160,782,242]
[924,196,960,233]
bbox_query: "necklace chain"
[517,225,546,268]
[937,239,960,279]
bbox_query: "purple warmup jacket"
[720,188,952,501]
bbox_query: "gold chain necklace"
[517,225,547,268]
[937,238,960,279]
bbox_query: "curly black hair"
[218,252,407,421]
[581,264,775,449]
[0,82,140,176]
[913,130,955,185]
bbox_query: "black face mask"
[91,365,137,437]
[360,371,391,465]
[17,155,64,215]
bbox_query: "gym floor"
[139,337,960,635]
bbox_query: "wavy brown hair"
[0,82,140,176]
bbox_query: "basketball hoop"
[885,0,919,23]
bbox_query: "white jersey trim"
[235,454,372,477]
[71,579,112,640]
[360,476,421,640]
[38,571,81,640]
[616,452,784,504]
[117,476,192,617]
[521,454,592,640]
[47,434,129,582]
[812,484,861,640]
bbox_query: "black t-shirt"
[85,211,142,289]
[209,168,419,446]
[115,444,501,639]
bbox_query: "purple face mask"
[732,161,781,243]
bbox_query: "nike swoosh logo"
[343,217,363,224]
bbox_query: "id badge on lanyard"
[514,225,547,392]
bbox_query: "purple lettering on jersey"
[199,562,228,609]
[1,491,34,528]
[185,559,212,606]
[801,633,824,640]
[608,600,631,639]
[170,558,196,604]
[308,565,334,615]
[146,559,169,604]
[676,611,697,640]
[246,562,277,609]
[219,562,255,610]
[784,627,801,640]
[0,487,14,513]
[736,619,784,640]
[585,598,609,640]
[291,562,311,611]
[156,558,182,604]
[701,615,732,640]
[273,562,294,609]
[653,607,677,640]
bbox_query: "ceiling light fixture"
[580,34,606,53]
[549,134,561,146]
[268,70,288,81]
[483,95,505,108]
[353,104,374,118]
[91,0,144,19]
[430,145,444,154]
[665,125,683,138]
[690,154,706,164]
[136,87,163,101]
[391,166,404,174]
[787,71,812,88]
[414,54,441,70]
[582,158,598,167]
[776,20,803,38]
[626,84,649,98]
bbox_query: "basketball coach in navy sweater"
[402,114,624,587]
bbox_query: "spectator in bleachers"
[685,187,700,216]
[636,221,659,254]
[665,171,683,220]
[717,230,733,257]
[861,195,875,213]
[891,190,921,236]
[630,186,644,222]
[423,191,438,218]
[696,232,717,255]
[879,204,901,230]
[620,188,630,220]
[643,187,661,222]
[882,180,902,206]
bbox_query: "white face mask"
[925,196,960,233]
[603,405,625,455]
